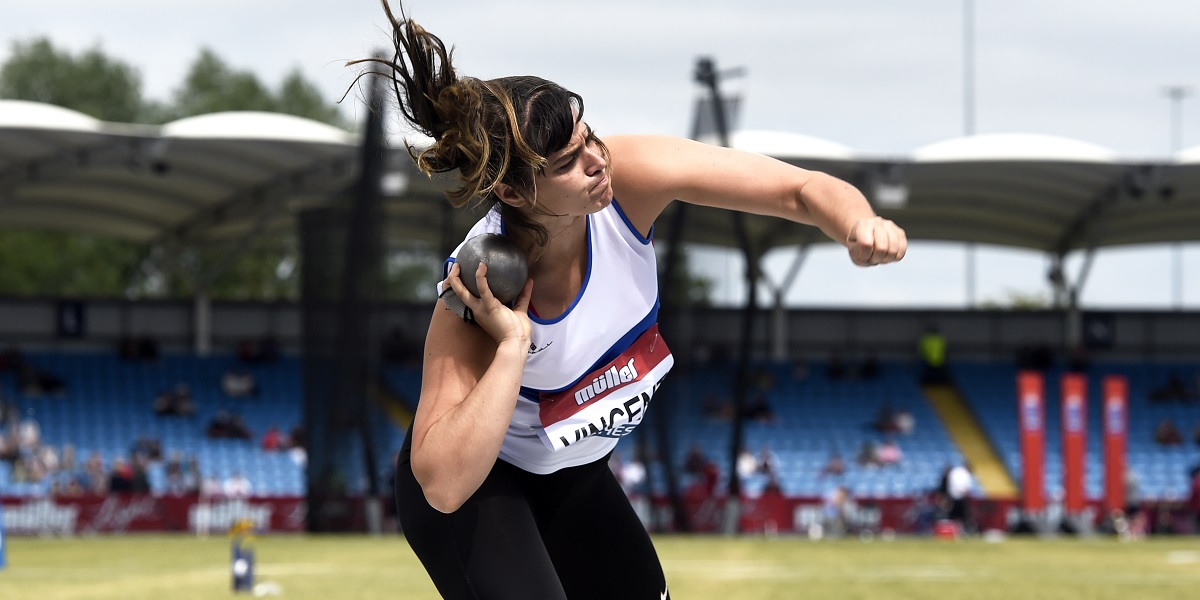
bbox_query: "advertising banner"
[1102,376,1128,515]
[1061,373,1088,515]
[1018,371,1046,512]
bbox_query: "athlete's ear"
[495,183,526,208]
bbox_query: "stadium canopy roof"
[0,100,361,246]
[2,99,1199,259]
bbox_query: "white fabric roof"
[2,100,1199,255]
[0,101,361,243]
[912,133,1119,163]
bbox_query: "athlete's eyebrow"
[553,126,588,167]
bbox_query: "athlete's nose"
[583,148,606,176]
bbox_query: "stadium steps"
[924,383,1019,499]
[374,374,414,429]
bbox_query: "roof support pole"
[193,292,211,356]
[766,244,810,361]
[189,208,276,355]
[696,55,756,536]
[1064,247,1096,352]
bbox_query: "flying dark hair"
[349,0,605,245]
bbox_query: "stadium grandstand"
[2,75,1200,542]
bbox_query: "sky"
[2,0,1199,309]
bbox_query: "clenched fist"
[846,216,907,267]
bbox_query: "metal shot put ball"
[456,233,529,304]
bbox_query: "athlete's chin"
[596,185,614,208]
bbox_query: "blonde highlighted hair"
[350,0,606,245]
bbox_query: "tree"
[979,289,1051,310]
[0,39,351,300]
[0,232,145,297]
[277,69,347,127]
[168,48,277,119]
[0,38,149,123]
[662,245,715,308]
[167,49,348,128]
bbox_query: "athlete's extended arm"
[410,262,534,513]
[605,134,906,265]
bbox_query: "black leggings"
[395,430,669,600]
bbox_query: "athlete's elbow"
[412,457,470,513]
[421,481,469,514]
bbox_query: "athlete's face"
[532,118,612,218]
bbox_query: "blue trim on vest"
[610,199,654,245]
[528,214,594,325]
[520,298,661,399]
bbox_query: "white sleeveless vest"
[439,201,674,474]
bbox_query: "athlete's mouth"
[590,173,609,194]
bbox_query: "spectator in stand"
[917,324,949,384]
[229,415,253,441]
[1150,372,1195,403]
[262,426,282,451]
[238,335,281,364]
[609,451,647,499]
[872,402,899,434]
[207,410,235,438]
[736,446,758,484]
[52,446,87,493]
[206,410,252,440]
[118,335,160,362]
[894,409,915,435]
[108,457,135,493]
[0,346,22,371]
[223,471,253,498]
[945,462,975,533]
[742,391,776,424]
[284,424,308,467]
[200,475,223,499]
[683,444,709,477]
[877,437,903,468]
[821,485,852,538]
[819,451,846,478]
[1155,418,1184,447]
[84,451,108,494]
[1189,467,1200,534]
[17,359,67,397]
[856,440,881,468]
[0,395,18,427]
[0,428,15,463]
[130,436,163,463]
[129,454,151,493]
[701,393,733,422]
[286,424,306,450]
[164,452,194,496]
[751,366,777,394]
[756,445,781,480]
[221,367,260,399]
[154,384,196,417]
[17,416,40,454]
[859,352,881,380]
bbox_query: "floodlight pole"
[963,0,978,308]
[696,56,757,537]
[1164,85,1191,310]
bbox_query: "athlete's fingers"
[511,278,534,315]
[445,262,476,306]
[473,262,495,301]
[847,218,876,266]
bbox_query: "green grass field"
[3,533,1200,599]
